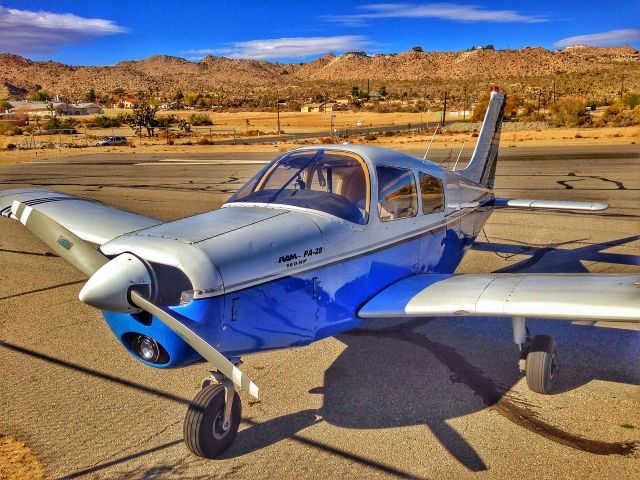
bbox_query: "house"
[301,102,325,113]
[300,102,348,113]
[158,102,183,110]
[63,103,104,115]
[9,101,52,117]
[121,99,139,108]
[8,100,104,117]
[324,103,348,112]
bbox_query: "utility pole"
[276,100,281,134]
[537,89,542,115]
[441,91,448,126]
[620,75,625,97]
[367,79,370,97]
[463,85,468,120]
[552,78,556,104]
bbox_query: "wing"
[0,188,162,244]
[358,274,640,322]
[494,198,608,211]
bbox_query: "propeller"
[10,201,259,398]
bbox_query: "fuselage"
[101,145,494,367]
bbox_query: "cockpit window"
[228,149,370,224]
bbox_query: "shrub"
[383,130,396,137]
[600,104,640,127]
[364,134,377,141]
[85,115,123,128]
[6,143,16,150]
[196,137,211,145]
[42,117,79,132]
[548,96,590,127]
[471,92,490,121]
[0,123,22,135]
[190,113,213,126]
[621,91,640,110]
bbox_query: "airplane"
[1,87,638,459]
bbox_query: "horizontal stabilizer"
[494,198,608,211]
[359,273,640,322]
[1,188,162,244]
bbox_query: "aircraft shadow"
[296,235,640,471]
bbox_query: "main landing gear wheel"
[525,335,558,394]
[184,383,241,458]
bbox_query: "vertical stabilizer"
[459,87,506,187]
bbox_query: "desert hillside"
[1,45,638,99]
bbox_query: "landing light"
[136,335,160,362]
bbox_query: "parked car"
[96,136,127,146]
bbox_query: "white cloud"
[326,3,546,26]
[0,6,127,55]
[554,28,640,48]
[187,35,372,60]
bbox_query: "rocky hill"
[0,45,638,99]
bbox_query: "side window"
[376,166,418,221]
[419,173,445,214]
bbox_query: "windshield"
[228,149,370,224]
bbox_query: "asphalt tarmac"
[0,144,639,479]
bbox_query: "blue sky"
[1,1,639,65]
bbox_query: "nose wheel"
[184,381,242,458]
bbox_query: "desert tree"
[128,101,159,137]
[85,89,97,102]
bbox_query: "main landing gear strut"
[184,371,242,458]
[512,317,558,394]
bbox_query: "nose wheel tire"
[525,335,558,394]
[184,383,241,458]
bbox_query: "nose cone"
[79,253,151,313]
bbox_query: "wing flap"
[359,274,640,322]
[1,188,162,245]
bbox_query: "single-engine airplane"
[2,87,638,458]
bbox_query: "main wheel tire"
[184,384,241,458]
[525,335,558,394]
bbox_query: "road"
[0,144,639,479]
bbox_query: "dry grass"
[1,119,638,165]
[98,108,443,134]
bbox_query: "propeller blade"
[130,290,260,399]
[11,201,109,277]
